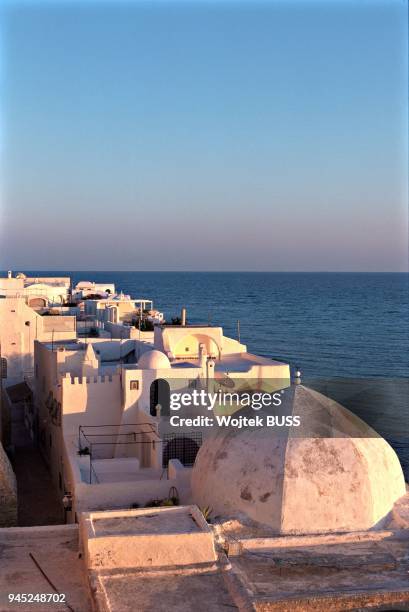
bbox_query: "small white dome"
[138,350,171,370]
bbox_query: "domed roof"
[138,350,171,370]
[191,386,406,534]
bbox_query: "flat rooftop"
[215,352,285,372]
[94,570,236,612]
[170,353,288,372]
[224,527,409,610]
[91,507,202,537]
[43,340,81,351]
[0,524,92,612]
[4,509,408,612]
[81,506,228,611]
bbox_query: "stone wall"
[0,442,17,526]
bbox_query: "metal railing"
[78,423,161,484]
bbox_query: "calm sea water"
[22,272,409,477]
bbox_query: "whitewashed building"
[33,320,290,521]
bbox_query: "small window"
[185,347,189,352]
[0,358,7,379]
[130,380,139,391]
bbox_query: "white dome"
[192,386,406,534]
[138,350,171,370]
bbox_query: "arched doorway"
[149,379,170,417]
[173,333,220,359]
[162,434,202,467]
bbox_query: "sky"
[0,0,407,271]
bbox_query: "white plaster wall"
[155,326,222,358]
[61,374,123,437]
[74,474,189,515]
[0,299,75,385]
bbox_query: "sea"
[20,271,409,478]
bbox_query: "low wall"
[104,322,154,345]
[168,460,193,503]
[105,322,133,339]
[66,442,193,519]
[75,479,175,514]
[41,315,76,333]
[80,506,216,571]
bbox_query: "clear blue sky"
[0,0,407,271]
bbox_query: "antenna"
[237,319,241,343]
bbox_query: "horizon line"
[1,269,408,274]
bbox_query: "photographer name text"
[170,414,300,428]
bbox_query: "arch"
[163,435,201,467]
[149,379,170,417]
[173,333,220,359]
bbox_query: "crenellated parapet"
[62,372,120,385]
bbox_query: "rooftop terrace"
[0,525,91,612]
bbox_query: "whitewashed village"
[0,271,408,611]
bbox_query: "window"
[130,380,139,391]
[0,358,7,379]
[185,347,189,352]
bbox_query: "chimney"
[7,270,12,279]
[181,307,187,326]
[199,343,207,370]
